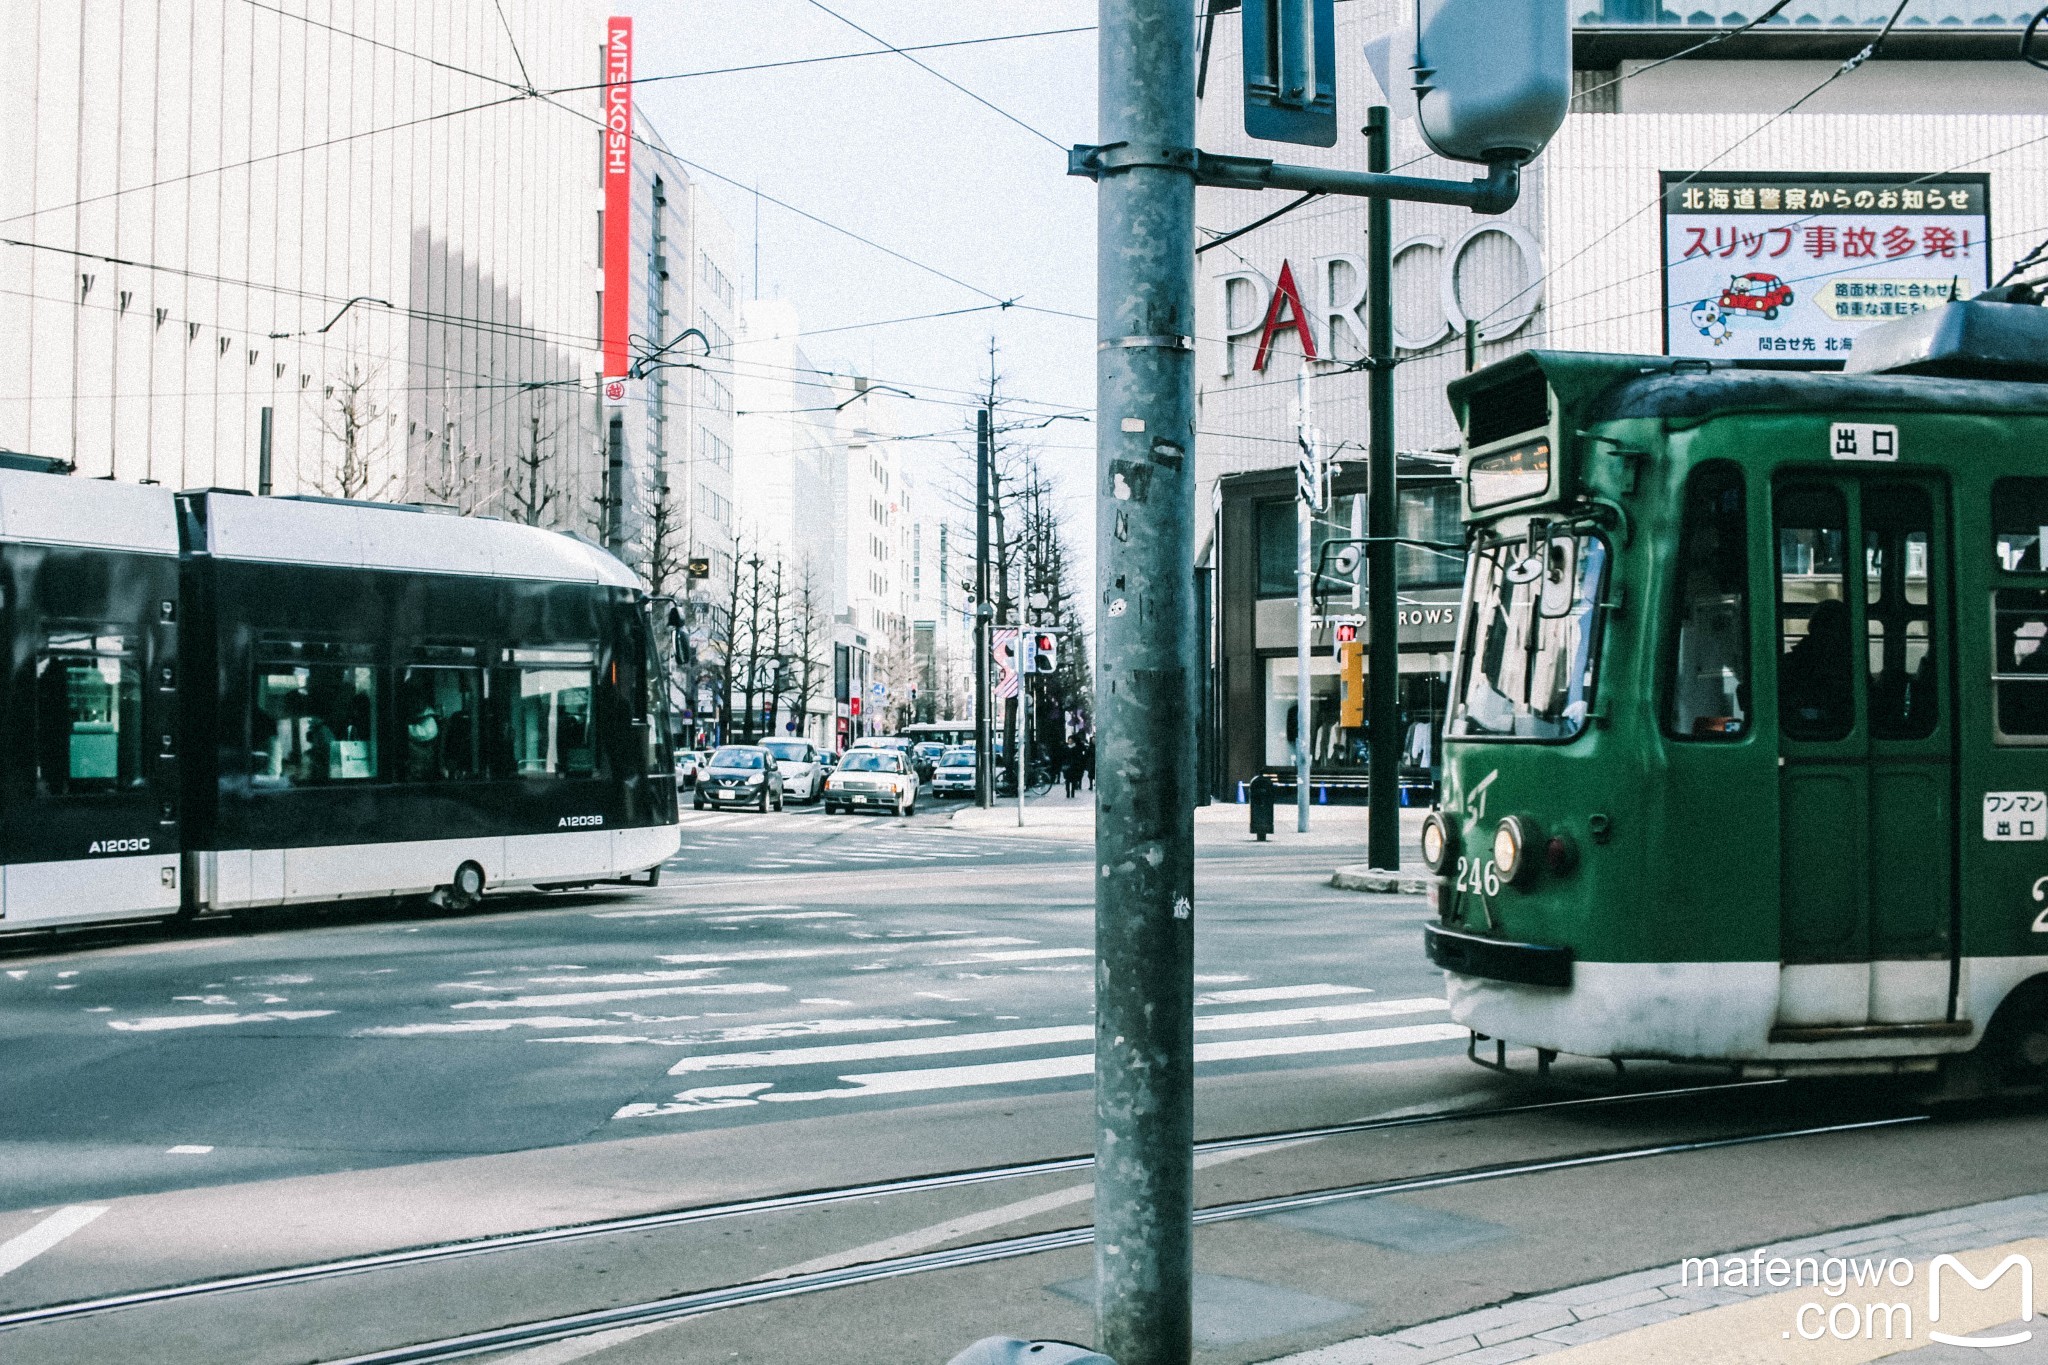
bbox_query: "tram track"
[314,1111,1927,1365]
[0,1078,1782,1336]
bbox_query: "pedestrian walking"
[1083,738,1095,791]
[1063,744,1084,798]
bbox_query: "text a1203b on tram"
[0,464,681,933]
[1419,296,2048,1087]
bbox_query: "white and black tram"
[1,462,678,931]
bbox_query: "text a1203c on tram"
[1419,296,2048,1088]
[0,462,681,934]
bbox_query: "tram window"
[1453,533,1608,741]
[398,667,483,782]
[511,666,596,777]
[1994,589,2048,739]
[1775,485,1853,742]
[1864,485,1938,740]
[1994,478,2048,574]
[1666,463,1750,740]
[34,635,143,797]
[252,660,380,784]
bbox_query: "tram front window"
[253,658,380,785]
[1454,533,1608,741]
[34,634,143,797]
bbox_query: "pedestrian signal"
[1339,639,1365,728]
[1333,622,1357,644]
[1029,632,1058,673]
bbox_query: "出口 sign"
[1662,172,1990,361]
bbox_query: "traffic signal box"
[1339,639,1365,727]
[1028,632,1058,673]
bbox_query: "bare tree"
[715,524,749,743]
[787,558,830,745]
[639,464,686,599]
[505,397,564,527]
[311,362,399,501]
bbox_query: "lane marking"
[1196,984,1370,1005]
[454,984,788,1011]
[655,937,1033,965]
[0,1207,107,1279]
[700,911,855,923]
[107,1010,334,1032]
[929,948,1093,965]
[590,904,799,920]
[353,1017,613,1037]
[485,1322,674,1365]
[165,1145,212,1155]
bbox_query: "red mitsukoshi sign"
[602,19,633,381]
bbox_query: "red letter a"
[1253,260,1318,371]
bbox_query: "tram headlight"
[1493,815,1539,886]
[1419,811,1456,874]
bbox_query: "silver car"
[932,745,977,797]
[761,738,825,803]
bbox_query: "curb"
[1329,864,1430,895]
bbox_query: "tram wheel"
[439,860,486,912]
[1979,978,2048,1089]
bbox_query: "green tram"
[1420,300,2048,1083]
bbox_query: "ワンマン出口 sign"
[1661,172,1990,361]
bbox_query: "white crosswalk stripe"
[606,995,1462,1119]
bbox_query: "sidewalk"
[950,786,1428,864]
[1264,1191,2048,1365]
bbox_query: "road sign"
[994,628,1020,700]
[1242,0,1337,148]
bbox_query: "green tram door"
[1771,475,1962,1038]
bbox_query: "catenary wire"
[804,0,1069,150]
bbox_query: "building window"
[700,427,732,470]
[700,485,731,527]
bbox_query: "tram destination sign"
[1660,172,1991,362]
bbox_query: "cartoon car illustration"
[1719,272,1795,319]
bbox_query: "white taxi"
[823,748,918,816]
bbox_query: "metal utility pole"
[975,405,994,807]
[1016,558,1028,829]
[1091,0,1197,1359]
[1366,106,1401,871]
[1294,367,1317,834]
[257,406,274,496]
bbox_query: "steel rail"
[0,1078,1783,1333]
[315,1112,1925,1365]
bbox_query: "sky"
[618,1,1102,555]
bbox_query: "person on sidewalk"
[1062,744,1084,798]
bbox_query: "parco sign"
[1217,222,1545,375]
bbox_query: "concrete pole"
[1366,107,1402,870]
[1093,0,1197,1359]
[976,405,994,807]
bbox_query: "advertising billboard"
[1661,172,1991,361]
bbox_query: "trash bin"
[1247,772,1276,840]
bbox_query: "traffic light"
[1339,639,1365,728]
[1030,632,1057,673]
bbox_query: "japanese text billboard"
[1661,172,1990,361]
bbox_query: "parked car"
[823,748,918,816]
[1718,272,1794,318]
[932,745,977,798]
[762,738,825,803]
[694,745,784,812]
[910,741,947,781]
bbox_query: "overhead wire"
[803,0,1070,151]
